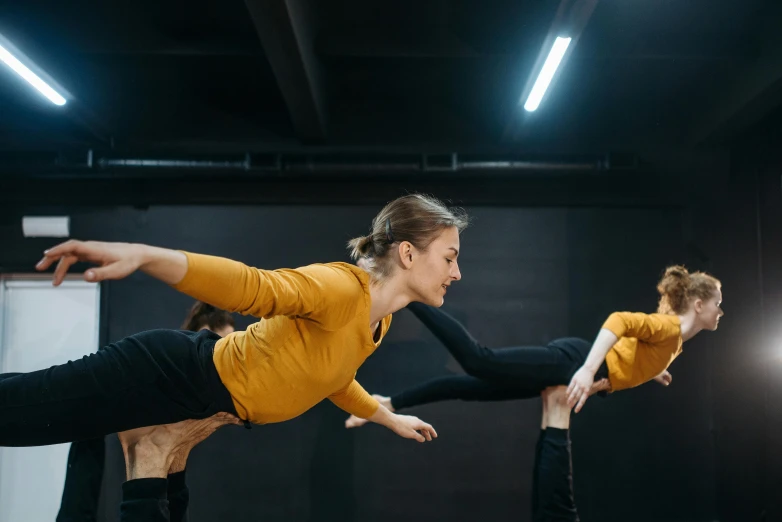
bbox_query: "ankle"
[126,440,173,480]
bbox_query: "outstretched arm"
[38,240,362,323]
[329,380,437,442]
[37,240,187,286]
[345,375,538,429]
[567,328,618,413]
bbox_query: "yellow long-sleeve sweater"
[172,252,391,423]
[602,312,683,391]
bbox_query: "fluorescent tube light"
[0,35,67,106]
[523,36,572,112]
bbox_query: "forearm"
[582,328,618,374]
[138,245,189,285]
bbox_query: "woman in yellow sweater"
[0,194,467,447]
[345,265,723,521]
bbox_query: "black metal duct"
[94,152,616,173]
[0,151,636,177]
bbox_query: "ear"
[693,298,704,313]
[397,241,414,269]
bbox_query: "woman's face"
[696,289,724,331]
[404,226,462,307]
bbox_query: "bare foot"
[118,413,242,480]
[375,394,394,412]
[167,412,242,473]
[345,415,368,429]
[589,378,612,396]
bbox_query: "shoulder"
[287,262,370,325]
[648,313,681,331]
[290,262,369,297]
[603,311,680,336]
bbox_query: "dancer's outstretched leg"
[0,329,236,447]
[407,302,580,386]
[534,386,579,522]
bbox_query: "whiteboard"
[0,278,101,522]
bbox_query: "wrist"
[369,405,396,428]
[135,243,154,268]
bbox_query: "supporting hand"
[566,366,595,413]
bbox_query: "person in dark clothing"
[56,301,235,522]
[118,412,241,522]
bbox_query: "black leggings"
[120,473,192,522]
[0,329,238,447]
[406,302,607,393]
[405,303,590,522]
[533,428,579,522]
[56,437,105,522]
[392,374,540,410]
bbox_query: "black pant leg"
[407,302,575,387]
[120,479,169,522]
[391,375,539,410]
[56,437,106,522]
[0,329,226,447]
[534,428,579,522]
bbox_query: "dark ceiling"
[0,0,780,164]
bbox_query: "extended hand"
[389,414,437,443]
[36,240,144,286]
[566,366,595,413]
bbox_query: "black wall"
[0,161,778,522]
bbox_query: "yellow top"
[172,252,391,424]
[602,312,683,391]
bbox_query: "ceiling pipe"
[88,151,614,173]
[0,151,625,176]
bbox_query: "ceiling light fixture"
[523,36,571,112]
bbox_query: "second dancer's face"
[405,226,462,307]
[696,289,723,331]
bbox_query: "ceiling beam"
[243,0,327,143]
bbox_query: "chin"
[428,296,445,307]
[420,294,445,307]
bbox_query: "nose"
[451,260,462,281]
